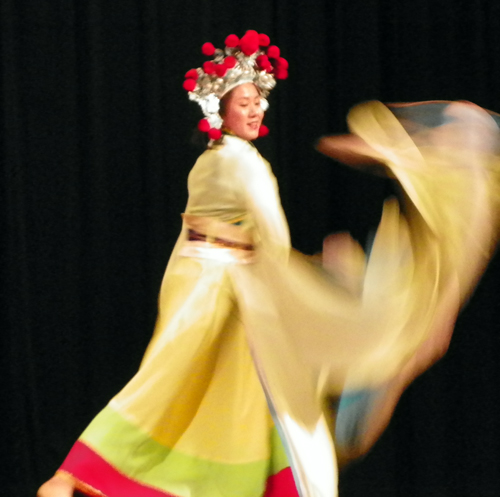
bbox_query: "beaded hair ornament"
[183,30,288,140]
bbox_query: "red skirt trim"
[60,441,300,497]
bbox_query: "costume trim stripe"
[263,467,300,497]
[59,443,177,497]
[59,406,297,497]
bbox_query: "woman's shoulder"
[218,135,256,157]
[196,135,260,166]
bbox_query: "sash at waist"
[182,214,254,245]
[187,230,254,250]
[179,214,255,264]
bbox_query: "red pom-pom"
[215,64,228,77]
[208,128,222,140]
[240,30,259,54]
[276,57,288,70]
[267,45,280,58]
[274,68,288,80]
[266,64,275,73]
[256,55,270,69]
[243,30,259,44]
[198,119,211,133]
[259,33,270,46]
[203,61,216,75]
[258,124,269,137]
[201,42,216,56]
[225,34,240,48]
[224,56,237,68]
[183,78,197,91]
[184,69,199,80]
[241,41,259,56]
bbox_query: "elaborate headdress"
[183,30,288,140]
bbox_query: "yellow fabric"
[105,135,293,468]
[79,407,285,497]
[227,101,500,490]
[110,256,274,464]
[333,101,500,457]
[62,134,303,497]
[230,101,500,470]
[185,135,290,261]
[104,134,338,497]
[233,100,500,393]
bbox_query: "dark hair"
[190,127,210,149]
[219,91,232,118]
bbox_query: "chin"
[234,129,259,141]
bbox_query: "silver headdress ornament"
[183,30,288,140]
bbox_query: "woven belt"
[187,229,254,251]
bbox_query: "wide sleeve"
[233,101,500,484]
[233,149,291,261]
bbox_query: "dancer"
[38,30,500,497]
[38,30,301,497]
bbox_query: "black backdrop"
[3,1,500,496]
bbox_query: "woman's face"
[222,83,264,141]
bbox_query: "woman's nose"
[250,103,261,116]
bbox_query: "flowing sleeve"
[234,149,291,261]
[235,101,500,469]
[231,103,500,494]
[328,100,500,460]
